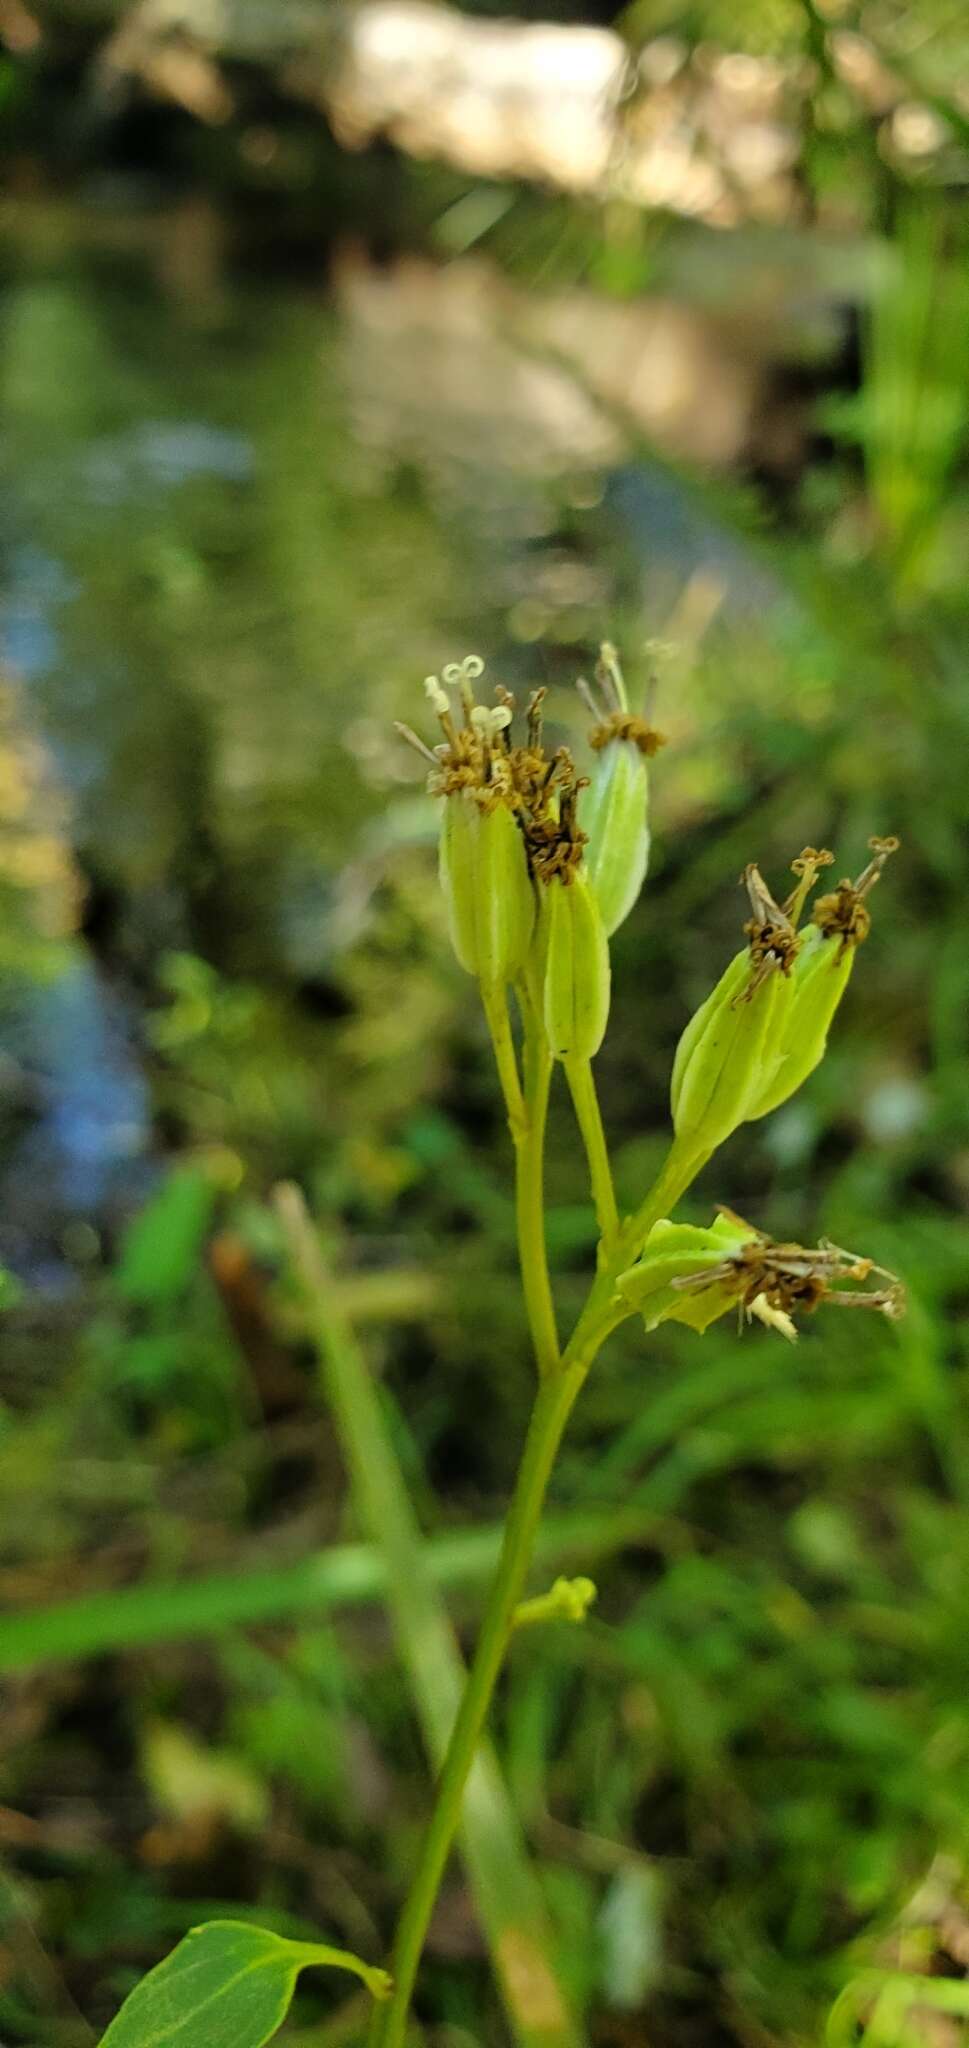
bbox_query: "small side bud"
[539,868,611,1061]
[578,645,666,937]
[514,1576,598,1630]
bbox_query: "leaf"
[97,1919,391,2047]
[115,1169,216,1306]
[0,1266,23,1312]
[141,1720,268,1833]
[598,1862,663,2011]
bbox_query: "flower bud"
[747,837,899,1120]
[396,659,535,988]
[618,1208,903,1340]
[539,867,611,1061]
[578,644,665,937]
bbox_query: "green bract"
[582,737,650,937]
[746,921,854,1119]
[539,869,611,1061]
[439,791,535,986]
[670,946,791,1163]
[577,643,664,937]
[617,1214,751,1332]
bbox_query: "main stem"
[369,1362,586,2048]
[370,1095,701,2044]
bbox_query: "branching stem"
[367,948,709,2047]
[563,1055,619,1252]
[483,983,559,1377]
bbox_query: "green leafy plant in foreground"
[101,644,905,2047]
[97,1920,390,2048]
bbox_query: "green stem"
[559,1140,704,1375]
[623,1140,706,1264]
[563,1056,619,1251]
[369,1360,587,2048]
[277,1186,580,2048]
[484,983,559,1377]
[481,981,527,1139]
[518,1007,560,1378]
[370,1134,707,2048]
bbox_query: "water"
[0,190,817,1266]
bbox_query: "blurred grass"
[277,1182,580,2048]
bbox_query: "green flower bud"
[539,867,611,1061]
[670,865,798,1163]
[396,660,535,988]
[666,839,895,1166]
[439,786,535,985]
[618,1209,903,1340]
[578,644,666,937]
[747,837,899,1121]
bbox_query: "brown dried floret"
[670,1206,905,1337]
[587,710,667,756]
[813,836,900,959]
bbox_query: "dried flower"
[618,1208,904,1339]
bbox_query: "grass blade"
[0,1512,651,1676]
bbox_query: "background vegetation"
[1,1,968,2042]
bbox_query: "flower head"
[670,839,898,1163]
[398,656,615,1051]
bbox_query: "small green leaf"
[97,1918,391,2048]
[0,1267,23,1313]
[115,1169,216,1306]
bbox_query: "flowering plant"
[98,645,901,2048]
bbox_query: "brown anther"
[854,834,901,898]
[735,864,800,1000]
[810,836,898,956]
[526,688,547,749]
[791,848,835,877]
[813,883,870,955]
[432,760,481,797]
[588,711,666,756]
[524,749,589,884]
